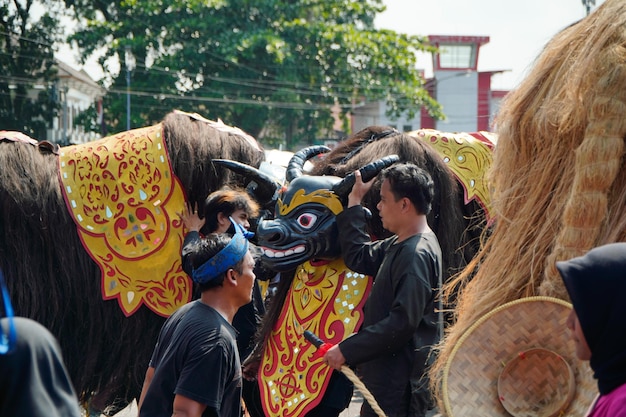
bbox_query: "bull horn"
[212,159,282,209]
[331,155,400,198]
[285,145,331,182]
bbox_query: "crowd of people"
[4,157,626,416]
[1,162,446,417]
[132,163,445,417]
[7,2,626,416]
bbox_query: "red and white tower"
[422,35,503,132]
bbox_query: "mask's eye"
[296,213,317,229]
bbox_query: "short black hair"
[381,162,434,215]
[187,232,245,292]
[201,187,260,234]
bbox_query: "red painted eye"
[297,213,317,229]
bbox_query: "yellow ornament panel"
[259,258,372,417]
[59,124,189,317]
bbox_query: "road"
[109,395,363,417]
[109,391,440,417]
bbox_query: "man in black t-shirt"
[179,187,268,417]
[138,222,256,417]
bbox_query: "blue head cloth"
[191,218,251,284]
[0,270,17,355]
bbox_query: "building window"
[438,44,475,69]
[403,124,412,132]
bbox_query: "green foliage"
[74,102,102,134]
[0,1,64,139]
[68,0,441,149]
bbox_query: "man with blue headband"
[178,186,268,417]
[138,221,256,417]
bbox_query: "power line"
[2,15,434,113]
[0,30,58,49]
[134,64,363,101]
[2,14,429,104]
[3,46,402,104]
[1,52,424,110]
[105,87,354,110]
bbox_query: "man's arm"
[339,252,433,365]
[172,394,212,417]
[346,169,373,208]
[325,281,426,370]
[137,366,155,411]
[336,207,386,275]
[336,170,388,275]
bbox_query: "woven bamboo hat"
[442,296,597,417]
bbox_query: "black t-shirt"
[140,301,241,417]
[0,317,81,417]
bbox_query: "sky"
[375,0,605,90]
[59,0,605,91]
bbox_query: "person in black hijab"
[556,242,626,417]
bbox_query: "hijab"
[556,242,626,394]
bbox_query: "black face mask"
[256,176,343,272]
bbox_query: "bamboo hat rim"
[442,296,597,417]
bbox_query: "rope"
[340,365,387,417]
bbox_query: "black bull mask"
[213,149,398,272]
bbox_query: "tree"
[67,0,442,149]
[582,0,596,15]
[0,0,64,139]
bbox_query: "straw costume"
[433,1,626,415]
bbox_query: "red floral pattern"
[259,258,372,417]
[59,124,189,317]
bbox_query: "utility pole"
[582,0,596,16]
[125,46,135,131]
[62,85,69,144]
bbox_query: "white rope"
[340,365,387,417]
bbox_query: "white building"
[48,60,105,144]
[351,35,509,134]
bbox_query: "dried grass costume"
[432,0,626,413]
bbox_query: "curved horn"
[212,159,282,209]
[331,154,400,198]
[285,145,331,182]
